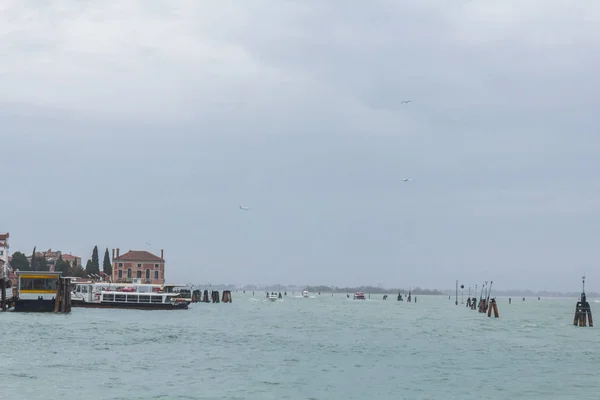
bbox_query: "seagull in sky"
[239,205,250,211]
[403,178,412,182]
[401,100,412,104]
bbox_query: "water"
[1,293,598,399]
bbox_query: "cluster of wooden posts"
[54,277,72,313]
[462,280,499,318]
[574,291,593,327]
[196,289,232,304]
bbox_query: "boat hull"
[71,299,189,310]
[13,298,57,312]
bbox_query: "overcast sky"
[1,0,599,291]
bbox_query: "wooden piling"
[574,294,593,327]
[0,278,6,311]
[573,277,593,327]
[221,290,232,303]
[54,278,62,313]
[487,298,499,318]
[211,290,220,303]
[202,289,210,303]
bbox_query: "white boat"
[353,291,366,300]
[302,290,309,298]
[162,284,193,302]
[267,293,279,302]
[71,281,188,310]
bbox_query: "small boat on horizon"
[302,290,309,298]
[266,293,279,302]
[353,291,366,300]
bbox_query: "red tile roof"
[62,254,77,259]
[0,233,8,240]
[114,250,164,262]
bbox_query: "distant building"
[27,249,81,272]
[112,248,166,284]
[61,253,82,267]
[0,233,9,278]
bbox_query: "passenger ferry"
[71,281,188,310]
[14,271,62,312]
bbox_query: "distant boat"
[302,290,309,298]
[266,293,279,302]
[353,292,366,300]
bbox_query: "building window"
[154,270,159,280]
[118,270,123,278]
[118,263,123,267]
[145,269,150,279]
[154,264,159,269]
[136,270,142,279]
[137,263,142,269]
[0,250,3,255]
[127,268,132,279]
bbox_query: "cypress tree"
[55,254,69,274]
[85,259,93,276]
[91,246,100,273]
[103,248,112,275]
[31,246,36,270]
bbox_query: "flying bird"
[239,205,250,211]
[403,178,412,182]
[401,100,412,104]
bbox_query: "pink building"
[112,248,165,284]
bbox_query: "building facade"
[112,248,166,284]
[61,253,82,268]
[0,233,9,278]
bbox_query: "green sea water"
[1,293,598,399]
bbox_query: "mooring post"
[0,278,6,311]
[487,298,499,318]
[54,278,62,313]
[66,278,72,313]
[221,290,232,303]
[574,276,593,327]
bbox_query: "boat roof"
[77,282,162,287]
[163,284,190,287]
[102,290,179,296]
[18,271,62,277]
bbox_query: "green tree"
[103,248,112,275]
[54,254,70,274]
[90,245,100,274]
[9,251,30,271]
[85,259,93,276]
[37,254,49,271]
[69,260,86,277]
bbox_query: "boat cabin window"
[20,278,58,291]
[139,295,151,303]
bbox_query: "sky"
[1,0,599,292]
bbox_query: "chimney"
[160,249,164,259]
[116,248,120,258]
[112,249,115,260]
